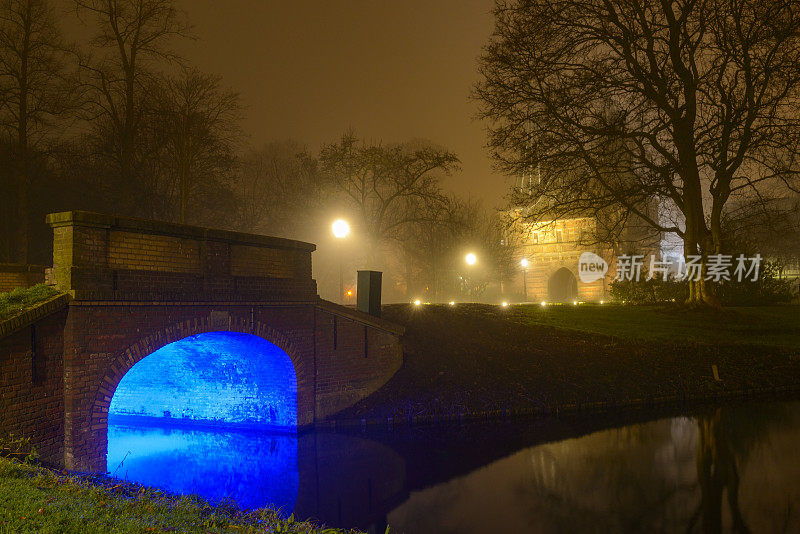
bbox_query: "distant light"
[465,252,477,265]
[572,300,578,305]
[540,301,547,307]
[600,300,604,304]
[332,219,350,239]
[346,290,352,296]
[413,299,421,306]
[520,258,529,268]
[501,301,509,307]
[449,301,455,306]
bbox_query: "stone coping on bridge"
[317,300,405,336]
[45,211,316,252]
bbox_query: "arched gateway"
[548,267,578,302]
[0,211,403,471]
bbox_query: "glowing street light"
[465,252,477,265]
[332,219,350,303]
[501,301,509,307]
[331,219,350,238]
[413,299,422,306]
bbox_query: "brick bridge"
[0,211,403,471]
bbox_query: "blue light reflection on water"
[106,331,300,511]
[107,424,299,512]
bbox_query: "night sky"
[172,0,507,207]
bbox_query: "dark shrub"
[610,260,796,305]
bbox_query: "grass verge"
[502,302,800,349]
[0,456,356,534]
[0,284,62,324]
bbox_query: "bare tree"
[0,0,77,262]
[400,196,514,300]
[475,0,800,306]
[319,132,459,258]
[232,140,325,238]
[75,0,189,215]
[153,67,240,224]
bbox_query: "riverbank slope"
[0,456,357,534]
[334,303,800,423]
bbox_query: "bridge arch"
[90,317,304,464]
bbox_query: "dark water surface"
[107,400,800,533]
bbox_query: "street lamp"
[520,258,529,300]
[332,219,350,239]
[332,219,350,303]
[465,252,477,266]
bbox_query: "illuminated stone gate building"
[505,207,660,303]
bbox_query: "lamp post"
[332,219,350,304]
[520,258,529,300]
[463,253,477,299]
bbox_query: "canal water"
[107,400,800,533]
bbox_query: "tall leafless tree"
[319,132,459,260]
[0,0,78,262]
[400,196,515,300]
[154,67,240,224]
[233,140,325,238]
[75,0,190,215]
[475,0,800,306]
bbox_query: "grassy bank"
[0,456,355,534]
[502,302,800,349]
[0,284,62,324]
[335,303,800,422]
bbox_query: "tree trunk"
[683,202,721,308]
[15,172,28,264]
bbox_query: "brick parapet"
[45,211,317,302]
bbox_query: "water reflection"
[107,424,299,512]
[106,401,800,533]
[388,402,800,533]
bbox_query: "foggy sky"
[174,0,510,207]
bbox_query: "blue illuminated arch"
[109,331,298,429]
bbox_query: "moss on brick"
[0,284,63,324]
